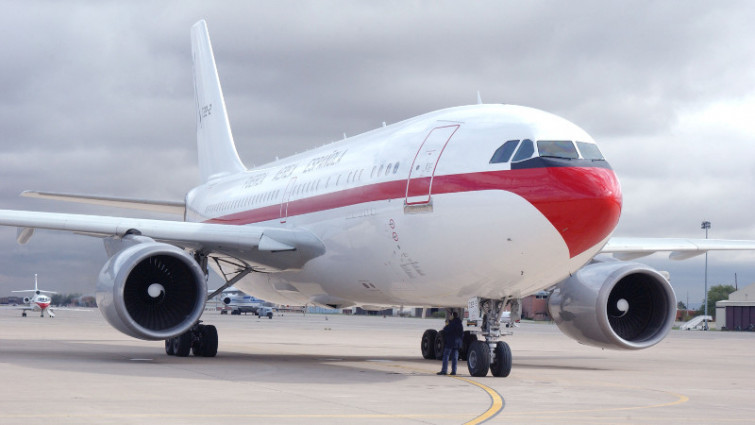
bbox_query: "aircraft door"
[405,125,459,205]
[280,177,297,223]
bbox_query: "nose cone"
[519,165,622,258]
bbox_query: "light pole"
[701,220,711,331]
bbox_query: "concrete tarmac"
[1,309,754,425]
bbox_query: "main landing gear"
[165,322,218,357]
[163,253,253,358]
[420,299,515,377]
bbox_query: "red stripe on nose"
[514,167,622,258]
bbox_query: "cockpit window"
[576,142,605,160]
[511,139,534,162]
[537,140,579,159]
[489,140,519,164]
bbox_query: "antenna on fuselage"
[476,90,483,105]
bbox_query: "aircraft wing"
[602,237,755,261]
[0,305,35,311]
[0,210,325,271]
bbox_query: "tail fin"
[191,20,246,182]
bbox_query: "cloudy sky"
[1,1,754,308]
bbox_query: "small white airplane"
[1,20,755,374]
[217,287,266,315]
[12,274,57,318]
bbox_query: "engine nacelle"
[96,235,207,341]
[547,260,676,350]
[23,297,31,304]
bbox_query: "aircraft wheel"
[200,325,218,357]
[267,312,273,319]
[420,329,438,359]
[191,327,203,357]
[490,341,512,377]
[172,332,192,357]
[467,340,490,377]
[22,312,27,317]
[165,338,175,355]
[459,331,476,361]
[434,330,445,360]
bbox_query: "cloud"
[1,1,755,304]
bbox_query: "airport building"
[521,291,551,320]
[716,282,755,331]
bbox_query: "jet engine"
[547,259,676,350]
[23,296,31,304]
[96,235,207,341]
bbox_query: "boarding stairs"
[681,315,713,330]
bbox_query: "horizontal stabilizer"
[22,191,185,215]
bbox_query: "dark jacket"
[443,317,464,349]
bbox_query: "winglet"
[191,20,246,182]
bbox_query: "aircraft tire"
[467,340,490,377]
[490,341,512,377]
[165,338,175,355]
[459,331,476,361]
[173,332,192,357]
[200,325,218,357]
[191,324,206,356]
[434,330,445,360]
[421,329,438,359]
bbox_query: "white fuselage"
[29,293,52,313]
[186,104,622,308]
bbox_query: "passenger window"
[537,140,579,159]
[576,142,605,160]
[385,163,392,176]
[511,139,534,162]
[489,140,519,163]
[393,162,400,174]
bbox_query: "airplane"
[12,274,57,318]
[216,287,266,315]
[2,19,755,374]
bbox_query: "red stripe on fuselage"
[205,167,622,258]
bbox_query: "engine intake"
[547,259,676,350]
[96,235,207,341]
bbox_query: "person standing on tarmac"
[437,311,464,375]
